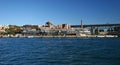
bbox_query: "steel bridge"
[71,23,120,35]
[71,23,120,28]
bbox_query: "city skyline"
[0,0,120,25]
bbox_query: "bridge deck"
[71,24,120,27]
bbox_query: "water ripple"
[0,38,120,65]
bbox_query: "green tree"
[114,26,120,32]
[95,29,100,35]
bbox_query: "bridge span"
[71,23,120,28]
[71,23,120,35]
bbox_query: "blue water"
[0,38,120,65]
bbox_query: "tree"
[5,25,23,35]
[114,26,120,32]
[95,29,100,35]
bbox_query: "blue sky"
[0,0,120,25]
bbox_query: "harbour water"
[0,38,120,65]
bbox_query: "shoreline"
[0,35,118,38]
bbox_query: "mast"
[81,20,83,29]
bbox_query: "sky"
[0,0,120,25]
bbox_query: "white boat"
[105,35,118,37]
[80,33,86,36]
[96,35,105,37]
[27,36,34,38]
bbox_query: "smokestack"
[81,20,83,29]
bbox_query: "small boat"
[27,36,34,38]
[96,35,105,37]
[105,35,118,37]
